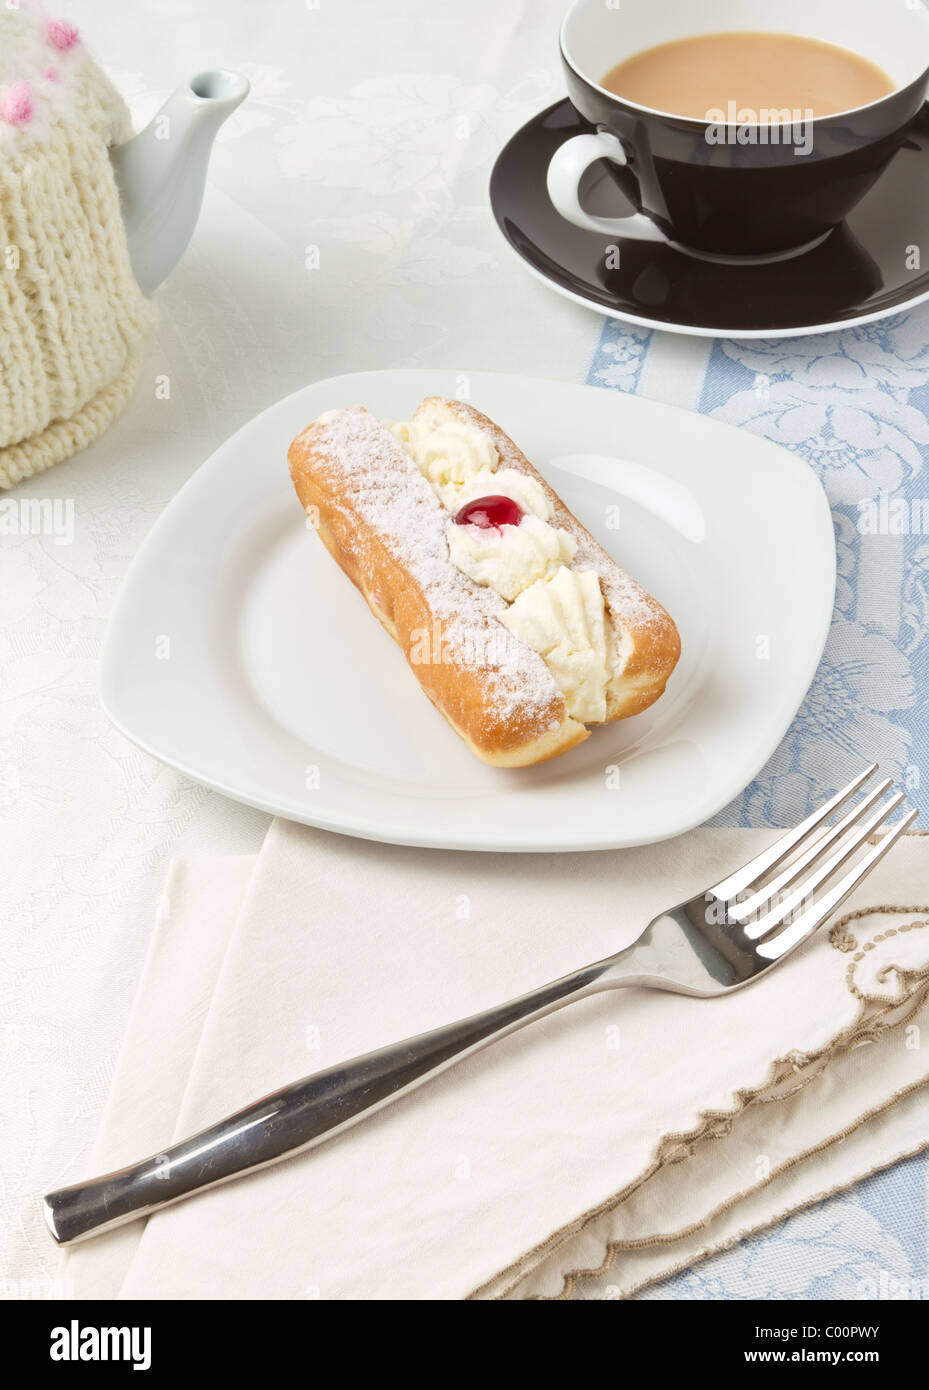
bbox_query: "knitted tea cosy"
[0,6,157,488]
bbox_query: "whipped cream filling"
[456,467,551,521]
[384,413,622,723]
[386,416,499,509]
[447,514,577,602]
[500,567,611,724]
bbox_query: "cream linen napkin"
[59,821,929,1301]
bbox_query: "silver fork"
[44,764,915,1246]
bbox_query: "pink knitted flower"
[1,80,34,126]
[43,67,60,83]
[44,18,80,51]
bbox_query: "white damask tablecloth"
[2,0,926,1301]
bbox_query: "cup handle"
[546,130,669,243]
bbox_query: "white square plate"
[101,370,835,851]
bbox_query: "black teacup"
[548,0,929,261]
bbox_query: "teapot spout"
[111,70,249,295]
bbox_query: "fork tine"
[729,777,893,922]
[756,808,918,961]
[742,790,905,941]
[709,763,878,903]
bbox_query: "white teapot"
[0,6,247,487]
[111,67,248,295]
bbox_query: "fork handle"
[44,958,615,1245]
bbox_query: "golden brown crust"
[288,410,588,766]
[416,398,681,720]
[288,399,680,767]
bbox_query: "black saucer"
[490,101,929,337]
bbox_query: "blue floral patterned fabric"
[587,317,928,1300]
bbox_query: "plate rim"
[100,369,836,852]
[489,99,929,341]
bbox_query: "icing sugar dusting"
[441,398,670,637]
[296,407,563,730]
